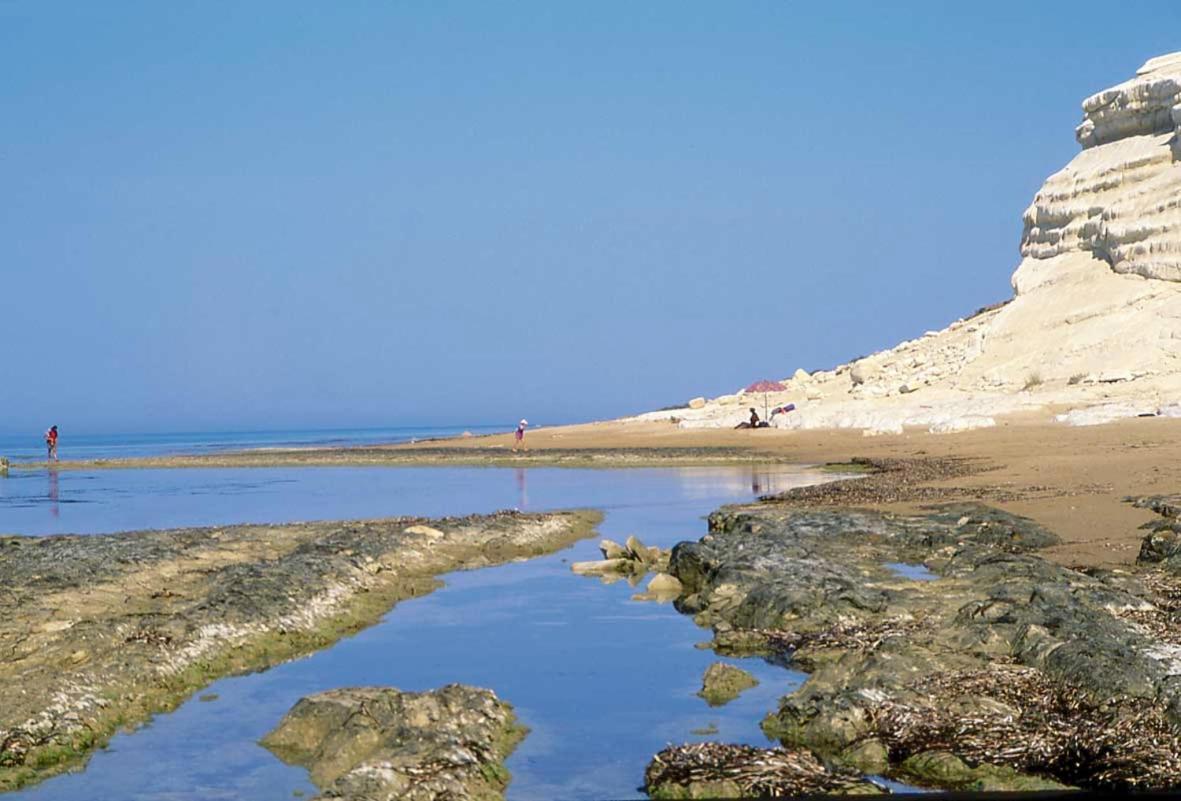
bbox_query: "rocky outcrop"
[660,499,1181,791]
[0,511,598,792]
[262,685,525,801]
[639,53,1181,434]
[697,662,758,707]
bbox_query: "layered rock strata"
[639,53,1181,433]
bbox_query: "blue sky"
[2,2,1178,434]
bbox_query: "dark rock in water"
[662,498,1181,791]
[645,742,884,798]
[697,662,758,707]
[262,684,526,801]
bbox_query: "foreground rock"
[262,684,524,801]
[639,52,1181,435]
[0,510,597,791]
[662,498,1181,791]
[697,662,758,707]
[645,742,883,798]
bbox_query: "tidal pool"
[3,465,838,800]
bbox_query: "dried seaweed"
[646,742,878,797]
[864,665,1181,789]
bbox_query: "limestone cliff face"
[640,53,1181,433]
[1020,52,1181,283]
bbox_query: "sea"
[0,424,507,464]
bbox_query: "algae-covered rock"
[697,662,758,707]
[262,684,526,801]
[900,751,1068,792]
[663,498,1181,791]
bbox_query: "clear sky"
[2,2,1178,434]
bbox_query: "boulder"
[688,397,706,409]
[261,684,525,801]
[849,362,872,386]
[698,662,759,706]
[647,573,683,596]
[599,539,628,560]
[626,535,652,563]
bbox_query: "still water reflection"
[4,466,838,800]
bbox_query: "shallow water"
[885,561,939,581]
[5,465,834,800]
[0,425,507,464]
[0,464,813,536]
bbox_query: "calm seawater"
[3,465,839,800]
[0,425,508,464]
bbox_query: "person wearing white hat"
[512,419,529,452]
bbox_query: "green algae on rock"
[697,662,759,707]
[0,510,599,792]
[262,684,526,801]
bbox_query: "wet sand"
[24,414,1181,569]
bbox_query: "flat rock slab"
[262,684,525,801]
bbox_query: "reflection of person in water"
[515,467,528,509]
[48,468,60,519]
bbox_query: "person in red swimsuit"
[45,425,59,462]
[512,419,528,453]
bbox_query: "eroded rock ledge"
[262,684,525,801]
[652,499,1181,793]
[0,510,598,791]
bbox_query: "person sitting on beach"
[735,408,771,430]
[45,425,58,462]
[512,419,529,452]
[735,409,763,430]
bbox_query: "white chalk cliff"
[639,53,1181,433]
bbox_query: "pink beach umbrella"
[745,379,787,422]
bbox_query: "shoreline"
[9,413,1179,569]
[6,418,1181,794]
